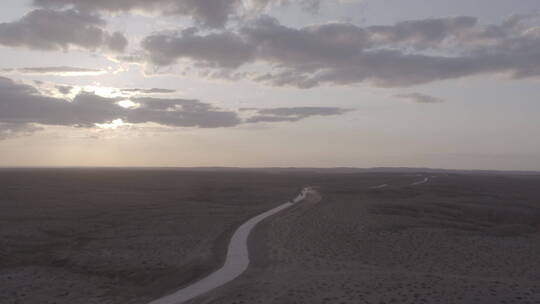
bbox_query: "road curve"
[410,177,429,186]
[369,184,388,189]
[148,188,313,304]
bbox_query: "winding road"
[369,184,388,189]
[148,187,313,304]
[368,176,431,189]
[410,177,429,186]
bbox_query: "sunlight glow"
[84,86,124,98]
[95,119,128,129]
[117,99,140,109]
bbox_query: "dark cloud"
[394,93,444,104]
[246,107,352,123]
[33,0,241,28]
[140,14,540,88]
[367,16,478,50]
[141,27,256,67]
[140,16,368,71]
[32,0,322,28]
[248,0,322,13]
[55,85,74,95]
[243,16,370,65]
[0,77,122,127]
[120,88,176,94]
[0,77,349,138]
[0,76,240,128]
[0,9,127,52]
[129,97,242,128]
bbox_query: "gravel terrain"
[198,173,540,304]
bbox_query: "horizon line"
[0,166,539,174]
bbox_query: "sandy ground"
[197,173,540,304]
[0,169,311,304]
[2,170,540,304]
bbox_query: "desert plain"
[1,169,539,304]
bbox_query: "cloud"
[2,66,107,76]
[366,16,478,50]
[33,0,242,28]
[141,27,256,67]
[139,14,540,88]
[0,76,350,138]
[55,85,74,95]
[32,0,327,28]
[0,9,127,52]
[394,93,444,104]
[0,76,240,128]
[246,0,322,13]
[120,88,176,94]
[246,107,352,123]
[0,123,43,140]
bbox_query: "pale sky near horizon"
[0,0,539,170]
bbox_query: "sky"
[0,0,539,170]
